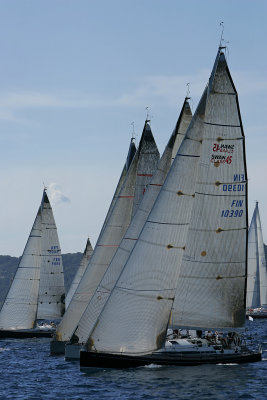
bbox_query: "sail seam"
[204,122,241,128]
[182,260,245,264]
[116,286,175,293]
[177,154,200,158]
[147,220,189,226]
[195,192,246,197]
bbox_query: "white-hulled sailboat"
[246,202,267,318]
[0,189,65,338]
[80,48,262,368]
[51,125,159,354]
[65,98,192,360]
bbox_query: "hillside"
[0,253,83,307]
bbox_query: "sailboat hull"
[0,329,54,339]
[246,312,267,319]
[80,349,262,369]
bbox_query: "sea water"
[0,320,266,400]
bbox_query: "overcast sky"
[1,0,267,256]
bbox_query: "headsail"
[55,122,159,342]
[65,238,93,310]
[75,99,192,344]
[246,202,267,308]
[87,49,248,355]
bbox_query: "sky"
[0,0,267,256]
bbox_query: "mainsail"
[87,49,248,355]
[74,99,192,344]
[55,122,159,342]
[246,202,267,308]
[65,238,93,309]
[0,189,65,330]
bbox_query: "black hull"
[246,314,267,319]
[80,350,262,369]
[0,329,54,339]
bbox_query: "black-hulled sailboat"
[80,48,262,368]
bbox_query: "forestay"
[75,99,192,344]
[56,122,159,342]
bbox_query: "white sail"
[36,191,65,320]
[246,204,261,308]
[87,50,247,355]
[99,138,136,239]
[257,207,267,307]
[172,52,247,329]
[56,122,159,342]
[246,203,267,308]
[0,209,42,330]
[65,238,93,309]
[75,100,192,344]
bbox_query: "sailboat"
[65,238,93,310]
[51,126,159,354]
[246,202,267,318]
[80,48,262,368]
[0,189,65,338]
[65,97,192,360]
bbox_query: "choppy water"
[0,320,266,400]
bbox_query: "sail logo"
[211,143,235,165]
[52,257,61,266]
[213,143,234,153]
[211,154,232,164]
[48,245,60,254]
